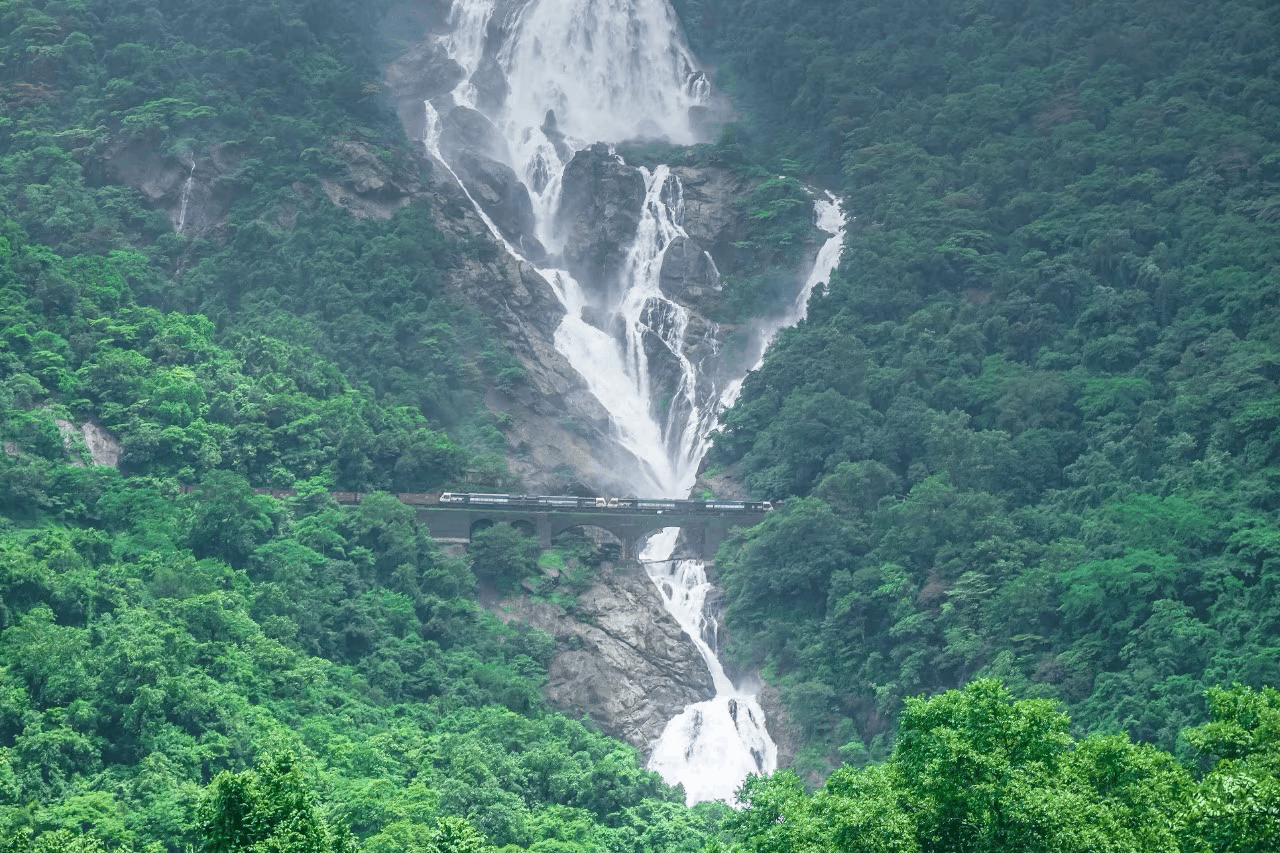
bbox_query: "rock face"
[424,163,646,496]
[556,143,647,295]
[492,560,716,753]
[384,38,465,140]
[94,136,239,238]
[439,106,511,164]
[659,235,720,306]
[320,140,417,221]
[451,150,545,260]
[50,419,122,468]
[469,55,511,114]
[757,683,805,773]
[671,165,758,273]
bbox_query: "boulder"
[451,150,545,261]
[556,143,646,295]
[385,39,465,132]
[540,110,574,164]
[469,55,511,113]
[438,105,511,164]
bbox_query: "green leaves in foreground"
[200,752,355,853]
[1184,686,1280,853]
[725,680,1280,853]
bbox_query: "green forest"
[2,0,1279,850]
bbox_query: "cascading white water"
[502,0,707,146]
[176,161,196,235]
[720,193,848,409]
[429,0,718,496]
[641,529,776,805]
[423,0,846,803]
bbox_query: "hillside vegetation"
[682,0,1280,770]
[0,0,711,848]
[2,0,1279,849]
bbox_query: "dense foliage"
[695,0,1280,772]
[0,472,722,850]
[721,681,1280,853]
[3,0,1280,848]
[0,0,711,848]
[0,0,517,488]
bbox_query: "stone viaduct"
[415,503,767,560]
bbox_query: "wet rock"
[491,560,716,754]
[451,150,545,260]
[671,164,758,277]
[384,38,465,138]
[758,683,805,773]
[95,136,238,238]
[438,106,511,164]
[638,301,688,418]
[469,55,511,113]
[540,110,574,164]
[425,173,639,494]
[556,143,646,294]
[659,235,721,305]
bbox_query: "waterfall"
[421,0,847,803]
[641,529,776,805]
[176,161,196,235]
[720,193,848,409]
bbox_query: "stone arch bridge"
[215,489,773,561]
[418,502,768,560]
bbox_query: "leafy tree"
[468,524,540,592]
[1184,685,1280,853]
[199,751,354,853]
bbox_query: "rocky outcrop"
[693,464,752,501]
[52,419,122,468]
[424,164,646,495]
[433,107,543,258]
[438,106,511,163]
[492,560,716,753]
[94,136,238,238]
[659,236,720,308]
[758,683,805,772]
[556,143,646,295]
[452,150,547,262]
[469,55,511,114]
[320,140,417,221]
[384,38,465,140]
[671,164,758,276]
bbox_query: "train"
[439,493,774,513]
[177,485,773,513]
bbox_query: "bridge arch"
[552,524,624,561]
[469,518,496,537]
